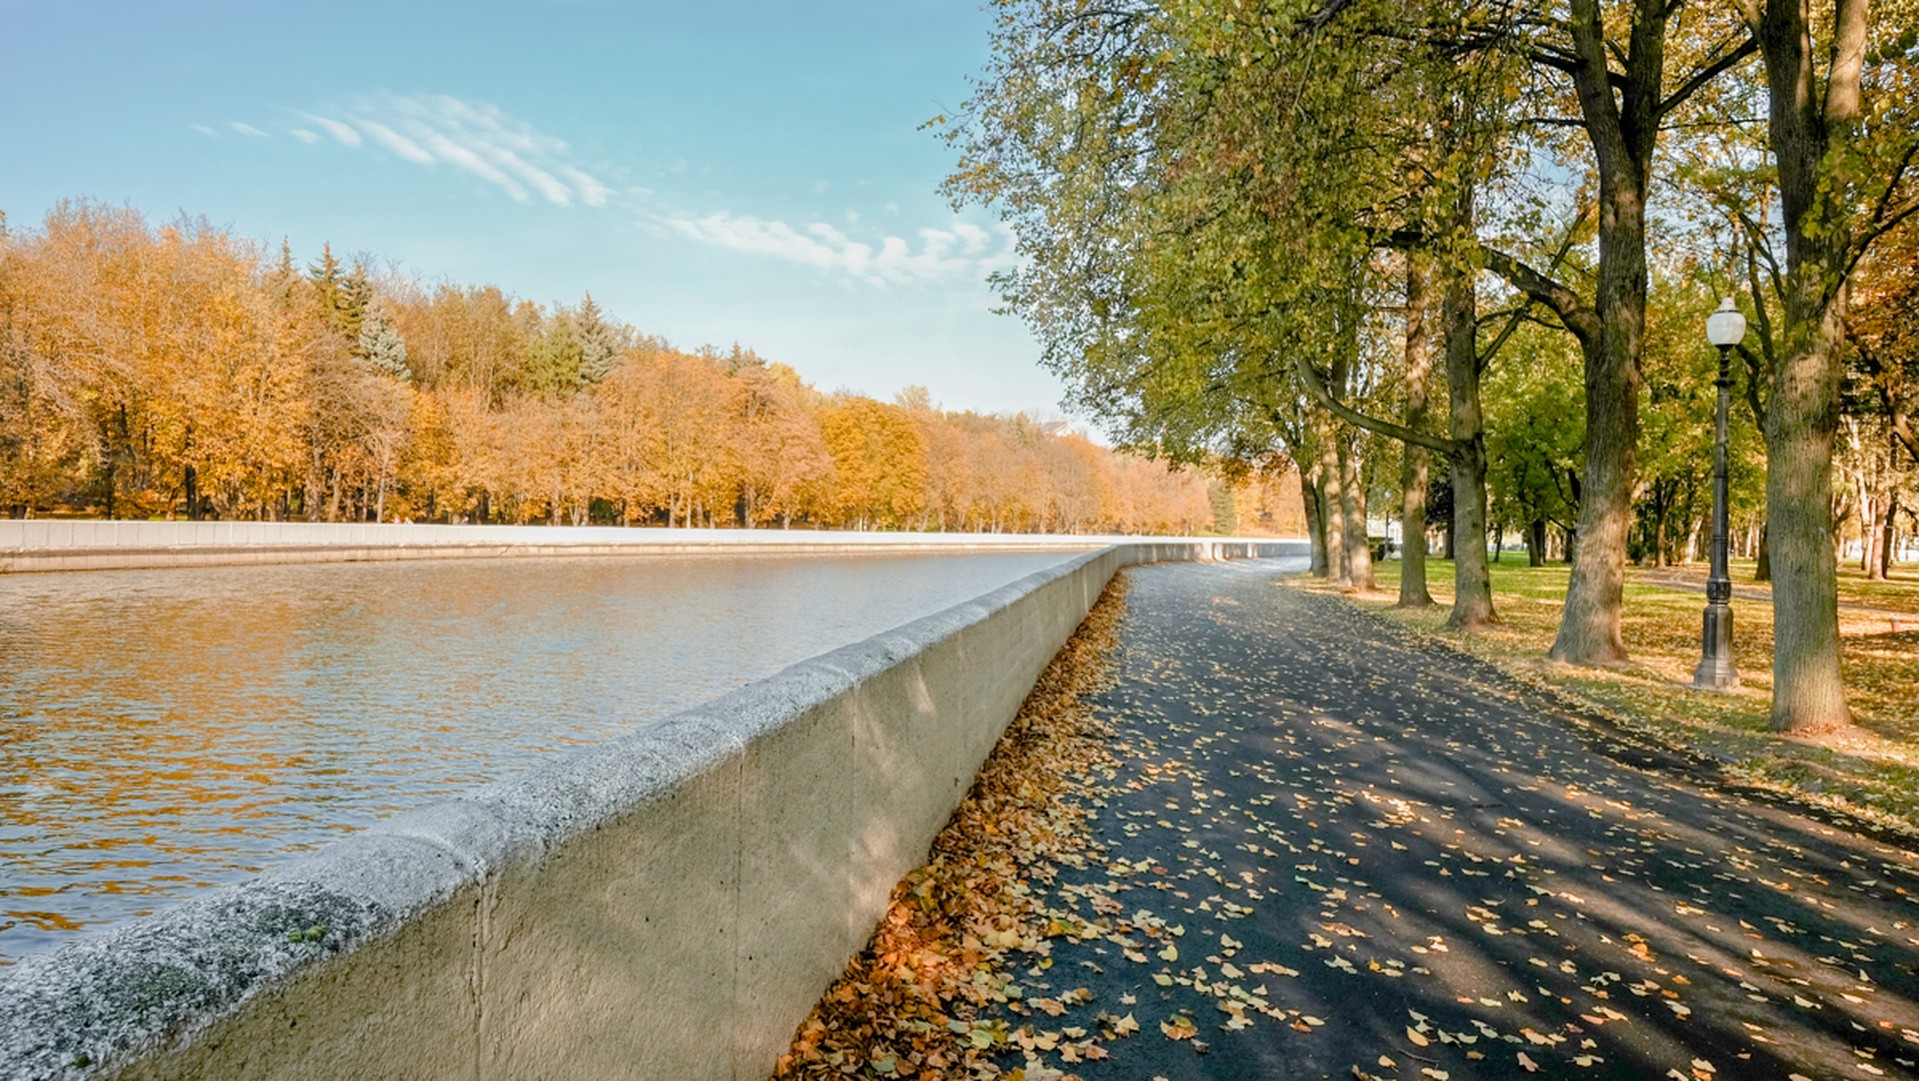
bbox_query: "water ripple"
[0,550,1076,961]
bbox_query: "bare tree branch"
[1479,246,1600,343]
[1656,36,1760,120]
[1289,354,1458,455]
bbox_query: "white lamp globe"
[1707,297,1747,347]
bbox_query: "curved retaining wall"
[0,538,1303,1081]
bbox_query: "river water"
[0,550,1083,963]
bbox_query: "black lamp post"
[1693,297,1745,691]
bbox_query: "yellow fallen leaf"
[1406,1026,1430,1047]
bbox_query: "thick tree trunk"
[1878,494,1899,578]
[1755,523,1771,580]
[1302,465,1330,577]
[1766,320,1851,732]
[1528,519,1547,567]
[1649,491,1669,567]
[1527,0,1681,666]
[1318,427,1348,586]
[1447,446,1494,628]
[1863,497,1883,578]
[1336,436,1375,591]
[1441,258,1495,629]
[1398,256,1436,607]
[1755,0,1860,735]
[1550,178,1643,665]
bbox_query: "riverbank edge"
[0,521,1268,574]
[0,538,1303,1081]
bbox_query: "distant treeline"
[0,201,1282,533]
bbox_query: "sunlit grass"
[1634,557,1919,616]
[1297,556,1919,835]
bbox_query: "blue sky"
[0,0,1069,417]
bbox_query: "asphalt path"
[977,560,1919,1081]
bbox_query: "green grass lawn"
[1633,557,1919,616]
[1291,556,1919,835]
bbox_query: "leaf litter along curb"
[773,576,1134,1081]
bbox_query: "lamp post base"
[1693,604,1739,691]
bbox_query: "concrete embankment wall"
[0,536,1303,1081]
[0,520,1141,573]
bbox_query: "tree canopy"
[945,0,1919,734]
[0,201,1247,536]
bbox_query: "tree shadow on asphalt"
[974,566,1919,1081]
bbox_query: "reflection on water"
[0,550,1077,962]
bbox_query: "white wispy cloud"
[303,113,362,148]
[357,118,435,165]
[297,93,610,208]
[191,123,218,138]
[290,128,322,145]
[563,168,612,208]
[668,211,1019,288]
[230,122,268,138]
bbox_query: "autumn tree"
[821,396,929,529]
[0,201,1222,536]
[1741,0,1919,731]
[942,0,1513,624]
[734,361,835,527]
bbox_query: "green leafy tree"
[575,293,625,385]
[1739,0,1919,731]
[359,312,410,381]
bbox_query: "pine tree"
[307,242,342,313]
[359,313,410,380]
[304,244,369,347]
[337,264,371,348]
[524,314,584,395]
[575,293,623,384]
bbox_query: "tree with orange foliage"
[821,396,929,530]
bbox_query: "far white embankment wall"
[5,520,1176,573]
[0,530,1304,1081]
